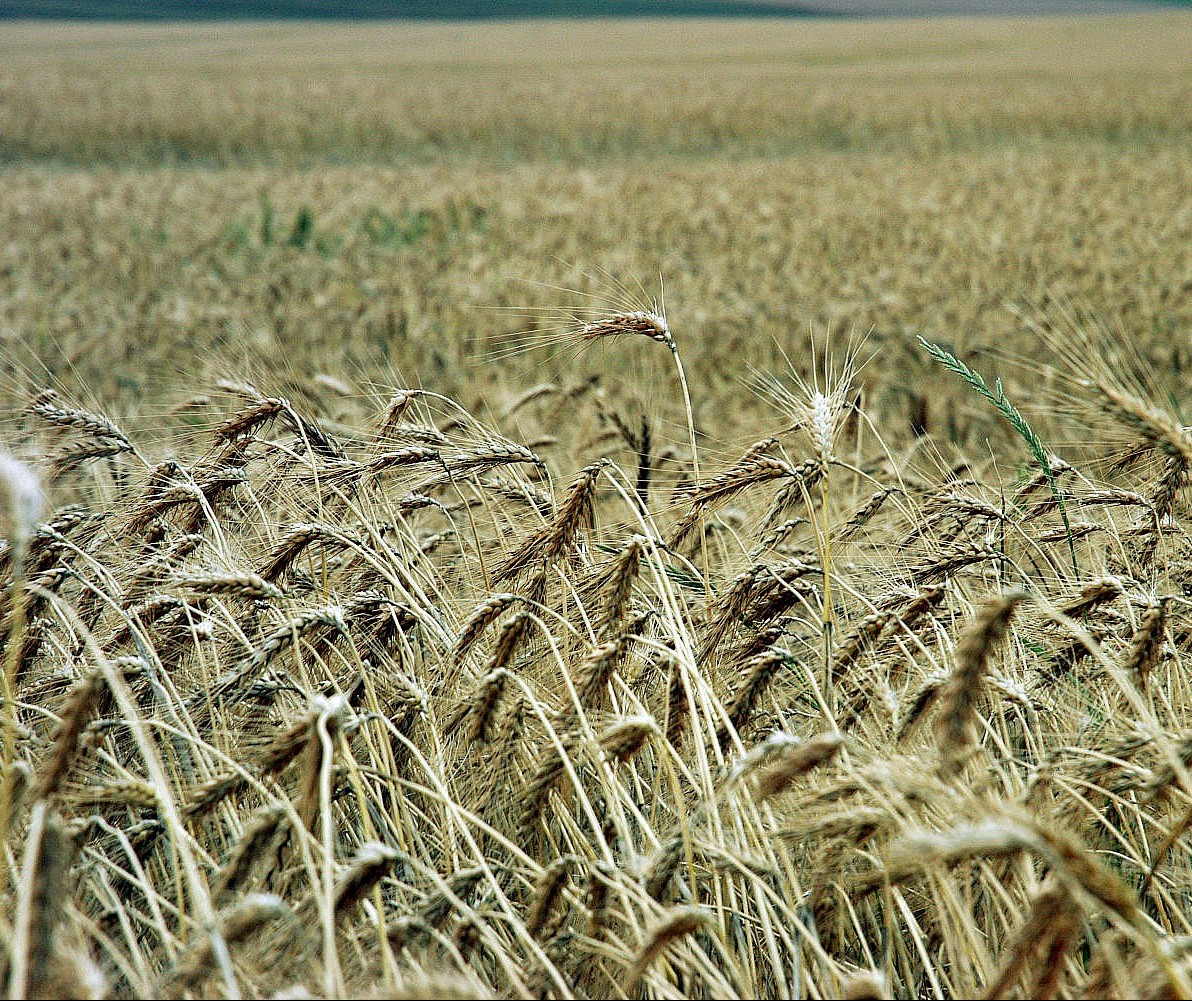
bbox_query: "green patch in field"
[361,207,433,248]
[360,202,488,249]
[286,206,314,249]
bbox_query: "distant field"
[3,15,1192,1001]
[3,14,1190,428]
[4,16,1191,168]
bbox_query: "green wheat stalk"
[918,337,1078,574]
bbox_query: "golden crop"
[1,13,1191,999]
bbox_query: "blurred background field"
[2,12,1190,460]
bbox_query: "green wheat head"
[918,336,1077,573]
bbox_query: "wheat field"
[1,13,1192,1000]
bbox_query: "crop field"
[1,12,1192,999]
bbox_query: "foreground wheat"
[0,306,1189,1000]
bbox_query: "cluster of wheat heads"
[0,301,1191,1000]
